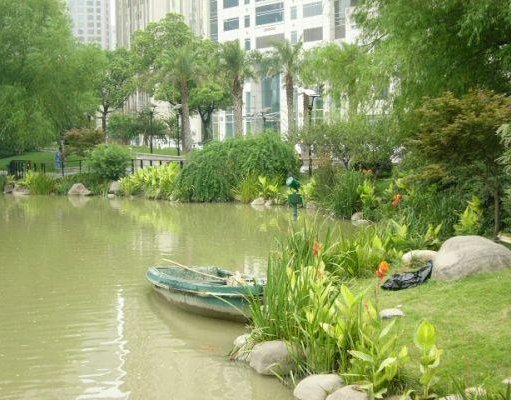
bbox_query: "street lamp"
[171,103,182,156]
[306,92,319,177]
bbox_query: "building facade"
[67,0,111,49]
[210,0,360,140]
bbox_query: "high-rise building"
[67,0,111,49]
[115,0,209,49]
[210,0,360,139]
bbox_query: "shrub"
[233,176,260,203]
[119,163,180,200]
[327,169,365,218]
[19,171,56,195]
[454,196,483,235]
[55,173,110,196]
[85,144,131,181]
[0,175,6,191]
[176,133,299,202]
[64,128,104,157]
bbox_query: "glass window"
[256,33,285,49]
[244,15,250,27]
[334,0,349,38]
[245,38,251,50]
[210,0,218,41]
[261,74,280,131]
[223,0,238,8]
[225,109,234,138]
[290,31,297,44]
[255,2,284,26]
[290,6,297,19]
[303,27,323,42]
[223,17,239,31]
[303,2,322,18]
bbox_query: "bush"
[85,144,131,181]
[119,163,180,200]
[19,171,56,195]
[64,128,104,157]
[176,133,299,202]
[233,176,260,203]
[326,169,365,218]
[55,173,110,196]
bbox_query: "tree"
[219,40,259,136]
[0,0,100,154]
[107,110,166,148]
[64,128,104,157]
[107,113,140,144]
[354,0,511,117]
[96,48,136,133]
[264,40,303,132]
[410,90,511,236]
[133,14,207,153]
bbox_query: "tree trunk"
[101,106,109,142]
[233,76,243,136]
[199,107,213,142]
[180,81,193,153]
[303,93,310,128]
[285,73,294,133]
[493,187,501,238]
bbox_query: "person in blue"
[54,148,62,171]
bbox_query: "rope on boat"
[162,258,229,282]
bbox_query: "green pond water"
[0,195,348,400]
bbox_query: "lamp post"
[171,104,182,156]
[306,94,320,176]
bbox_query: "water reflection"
[0,195,349,400]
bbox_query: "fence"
[1,157,186,179]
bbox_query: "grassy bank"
[376,270,511,391]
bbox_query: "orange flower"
[375,260,390,280]
[362,168,374,176]
[391,193,402,207]
[312,240,323,257]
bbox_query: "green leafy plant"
[454,196,483,235]
[233,176,260,203]
[119,163,180,200]
[327,169,365,218]
[257,176,282,201]
[19,171,56,195]
[63,128,104,157]
[85,144,131,181]
[414,320,443,399]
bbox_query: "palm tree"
[265,40,303,133]
[159,45,200,152]
[219,40,257,136]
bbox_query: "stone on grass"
[109,180,121,194]
[326,385,369,400]
[68,183,92,196]
[3,183,14,194]
[352,219,371,227]
[432,235,511,280]
[249,340,294,376]
[379,308,405,319]
[265,199,274,207]
[502,378,511,385]
[402,250,437,265]
[251,197,265,206]
[351,212,364,221]
[294,374,344,400]
[107,193,115,199]
[465,387,486,397]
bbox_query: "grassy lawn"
[129,145,178,156]
[367,269,511,392]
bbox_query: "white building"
[211,0,360,139]
[67,0,111,49]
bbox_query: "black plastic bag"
[381,262,433,291]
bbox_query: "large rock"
[12,184,29,196]
[251,197,266,206]
[231,333,252,362]
[3,183,14,194]
[432,235,511,280]
[402,250,437,265]
[351,212,364,221]
[109,180,121,194]
[326,385,369,400]
[68,183,91,196]
[249,340,294,376]
[379,308,405,319]
[294,374,344,400]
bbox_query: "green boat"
[146,266,264,322]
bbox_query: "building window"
[303,27,323,42]
[244,15,250,27]
[210,0,218,41]
[303,1,322,18]
[225,109,234,138]
[245,92,252,134]
[255,2,284,26]
[334,0,349,39]
[290,31,297,44]
[245,0,250,3]
[256,33,285,49]
[245,38,251,50]
[223,17,239,31]
[290,6,297,19]
[223,0,238,8]
[261,74,280,131]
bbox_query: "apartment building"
[210,0,360,139]
[67,0,111,49]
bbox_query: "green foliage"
[119,163,180,200]
[327,170,365,219]
[19,172,56,195]
[359,179,378,219]
[64,128,104,157]
[107,113,141,144]
[85,144,131,181]
[55,173,109,196]
[454,196,483,236]
[176,133,299,202]
[257,176,282,201]
[0,175,8,191]
[233,176,260,203]
[414,321,443,399]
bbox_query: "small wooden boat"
[146,266,264,322]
